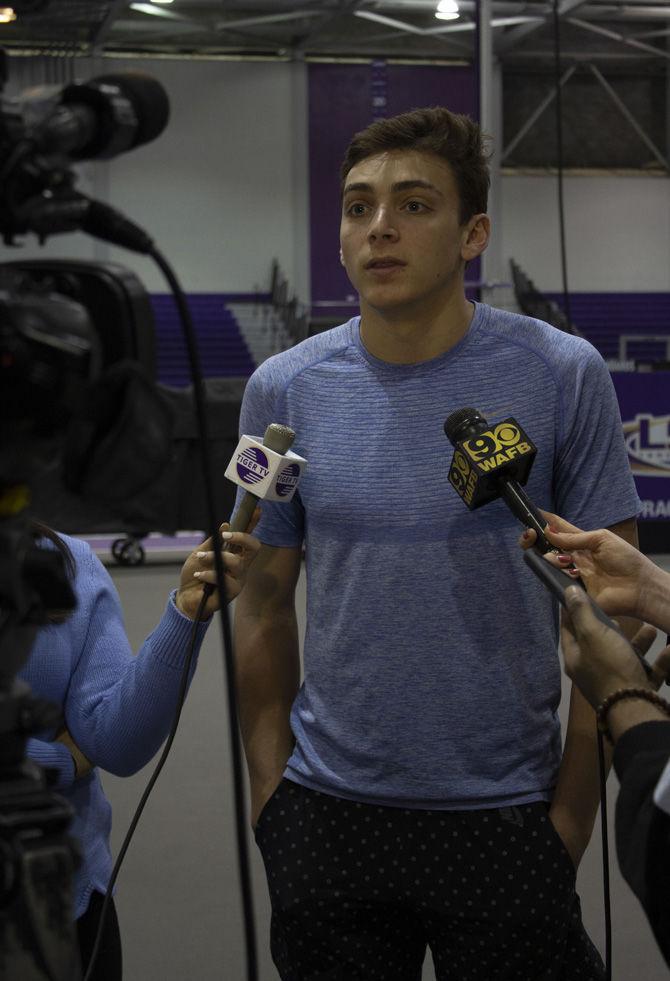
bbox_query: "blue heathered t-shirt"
[238,303,640,810]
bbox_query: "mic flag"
[225,423,307,533]
[445,408,537,510]
[444,407,554,553]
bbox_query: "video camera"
[0,56,172,981]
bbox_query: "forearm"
[235,610,300,795]
[608,700,669,742]
[639,567,670,634]
[68,594,209,776]
[551,683,610,864]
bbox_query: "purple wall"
[611,372,670,523]
[308,62,478,314]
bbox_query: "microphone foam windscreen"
[93,72,170,148]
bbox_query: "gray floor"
[102,552,670,981]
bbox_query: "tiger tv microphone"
[200,424,306,602]
[444,407,554,553]
[225,423,307,532]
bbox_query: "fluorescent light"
[436,0,459,20]
[130,2,182,17]
[0,6,16,22]
[150,0,174,4]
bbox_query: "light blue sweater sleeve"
[25,737,76,790]
[23,538,209,779]
[64,546,209,776]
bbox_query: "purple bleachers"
[151,293,256,386]
[546,292,670,361]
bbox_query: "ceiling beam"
[502,64,576,160]
[215,11,325,33]
[290,0,368,54]
[91,0,133,50]
[588,62,669,168]
[496,0,588,54]
[568,17,670,58]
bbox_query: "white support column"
[478,0,504,290]
[290,57,310,310]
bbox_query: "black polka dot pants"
[254,779,605,981]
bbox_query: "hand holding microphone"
[443,407,669,686]
[179,423,307,617]
[175,519,262,621]
[519,511,670,630]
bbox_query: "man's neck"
[359,292,475,365]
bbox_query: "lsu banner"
[612,372,670,520]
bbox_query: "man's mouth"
[365,258,406,269]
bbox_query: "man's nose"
[368,206,398,241]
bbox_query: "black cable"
[149,247,259,981]
[82,592,207,981]
[597,727,612,980]
[552,0,613,967]
[551,0,573,329]
[83,245,258,981]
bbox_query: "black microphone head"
[88,72,170,149]
[445,410,538,511]
[59,72,169,159]
[444,407,488,447]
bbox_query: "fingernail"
[220,531,233,540]
[193,571,202,578]
[196,551,211,558]
[548,524,558,533]
[522,529,531,540]
[556,553,572,563]
[564,585,583,603]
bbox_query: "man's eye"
[346,203,368,216]
[405,201,426,213]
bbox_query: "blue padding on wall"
[151,293,263,386]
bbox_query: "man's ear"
[461,214,490,262]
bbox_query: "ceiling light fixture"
[130,2,181,16]
[0,6,16,22]
[435,0,459,21]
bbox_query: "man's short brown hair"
[340,106,490,224]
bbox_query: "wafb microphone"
[444,407,554,553]
[225,423,307,532]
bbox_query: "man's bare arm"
[234,542,303,826]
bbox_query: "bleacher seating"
[510,259,581,337]
[151,293,256,386]
[510,260,670,365]
[544,291,670,362]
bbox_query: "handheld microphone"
[225,423,307,532]
[444,407,554,553]
[31,72,170,161]
[200,423,306,602]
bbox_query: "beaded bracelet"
[596,687,670,744]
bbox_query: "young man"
[234,107,640,980]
